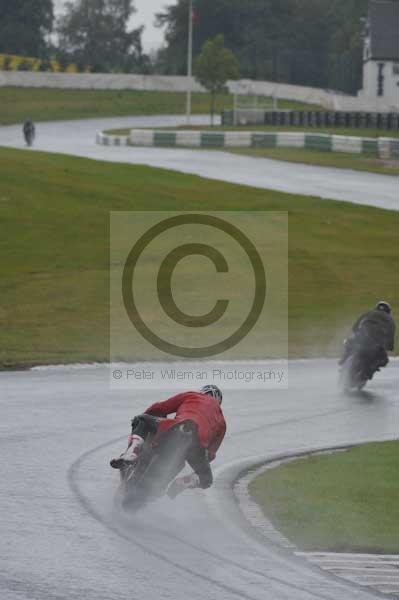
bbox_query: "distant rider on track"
[23,118,35,147]
[110,385,226,499]
[339,301,395,378]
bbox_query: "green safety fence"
[305,134,332,152]
[153,131,177,147]
[201,132,225,147]
[362,139,379,156]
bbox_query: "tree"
[156,0,245,75]
[156,0,373,93]
[57,0,146,73]
[194,34,239,125]
[0,0,54,57]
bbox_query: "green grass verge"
[228,147,399,177]
[1,147,398,367]
[104,128,134,136]
[249,442,399,553]
[0,88,318,126]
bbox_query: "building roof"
[369,0,399,60]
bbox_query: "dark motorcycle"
[23,122,35,147]
[117,417,194,511]
[339,338,386,392]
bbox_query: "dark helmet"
[376,301,391,314]
[200,384,223,405]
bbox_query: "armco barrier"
[96,130,399,159]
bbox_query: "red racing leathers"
[145,391,226,461]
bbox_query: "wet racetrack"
[1,116,398,599]
[0,115,398,210]
[2,360,399,600]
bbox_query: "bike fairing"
[339,303,395,389]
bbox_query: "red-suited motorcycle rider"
[110,385,226,499]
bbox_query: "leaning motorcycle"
[116,417,194,511]
[23,126,35,147]
[339,339,382,392]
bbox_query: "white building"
[357,0,399,111]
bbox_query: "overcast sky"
[53,0,167,51]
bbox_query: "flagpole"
[186,0,193,125]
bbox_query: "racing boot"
[110,434,144,469]
[167,473,201,499]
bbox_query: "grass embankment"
[1,148,398,367]
[0,88,317,126]
[250,442,399,553]
[0,88,227,125]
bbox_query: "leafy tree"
[57,0,147,73]
[327,0,368,93]
[156,0,245,75]
[156,0,373,93]
[55,52,70,73]
[194,34,239,124]
[0,0,54,57]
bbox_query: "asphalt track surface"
[1,117,399,599]
[0,115,398,210]
[2,360,399,600]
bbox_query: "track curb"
[210,440,398,600]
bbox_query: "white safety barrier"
[224,132,253,147]
[277,132,306,148]
[97,129,399,159]
[332,136,363,154]
[2,70,399,111]
[176,131,202,147]
[129,130,154,146]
